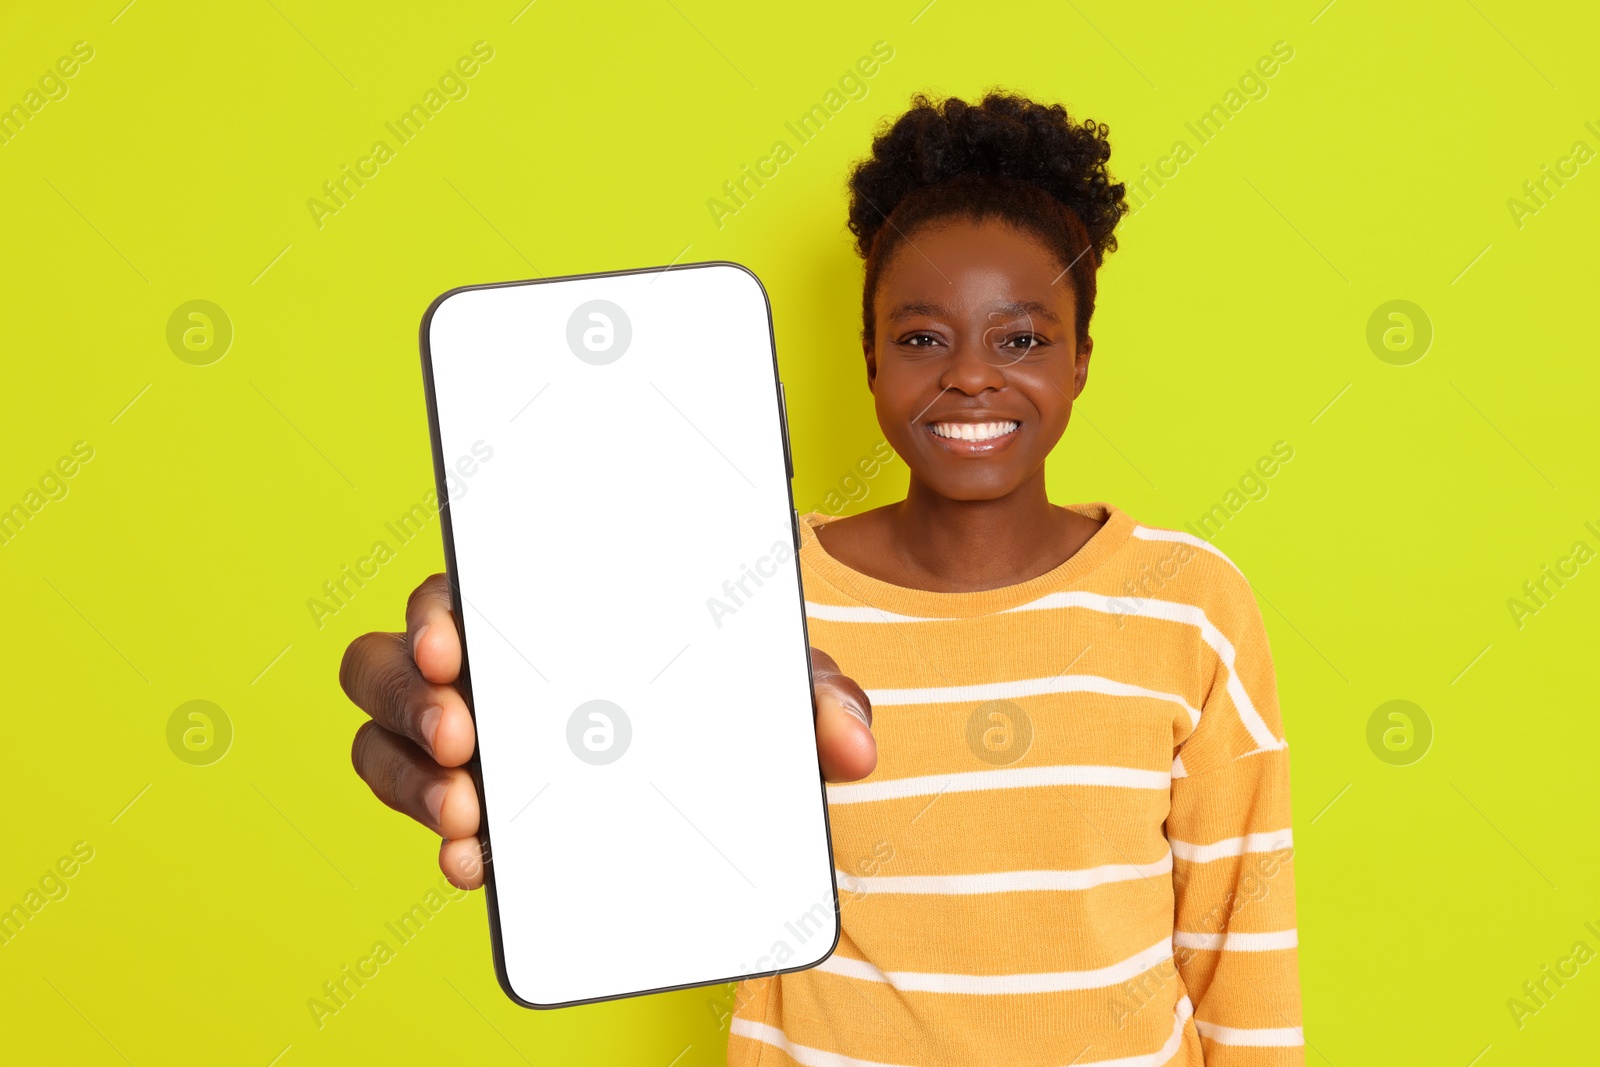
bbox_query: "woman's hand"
[340,573,878,889]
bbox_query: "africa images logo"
[566,700,631,765]
[566,299,632,365]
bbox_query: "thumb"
[810,647,877,783]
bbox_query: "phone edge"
[415,259,842,1011]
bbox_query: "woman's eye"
[901,333,942,348]
[1003,334,1043,350]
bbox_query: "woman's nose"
[938,333,1008,395]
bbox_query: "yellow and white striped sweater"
[728,502,1303,1067]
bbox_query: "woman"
[340,92,1304,1065]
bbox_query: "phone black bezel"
[416,260,841,1010]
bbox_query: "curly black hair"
[847,92,1128,345]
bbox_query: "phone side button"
[792,509,801,552]
[779,383,794,479]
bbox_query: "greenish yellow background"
[3,0,1597,1063]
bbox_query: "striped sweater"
[728,502,1303,1067]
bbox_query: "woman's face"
[865,216,1091,502]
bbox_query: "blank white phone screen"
[422,263,836,1008]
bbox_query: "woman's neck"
[817,471,1104,593]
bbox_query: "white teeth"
[930,421,1020,442]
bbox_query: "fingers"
[810,647,877,783]
[351,721,480,839]
[440,837,487,890]
[340,630,476,767]
[406,573,463,685]
[353,717,487,891]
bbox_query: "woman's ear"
[863,339,878,393]
[1072,335,1093,399]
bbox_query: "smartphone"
[419,262,837,1009]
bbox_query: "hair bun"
[847,92,1126,263]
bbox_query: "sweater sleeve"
[1165,576,1305,1063]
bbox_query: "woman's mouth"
[925,420,1021,454]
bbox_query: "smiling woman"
[863,220,1089,514]
[335,89,1306,1067]
[724,93,1308,1065]
[812,93,1128,590]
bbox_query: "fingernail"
[418,705,443,755]
[412,624,431,658]
[424,781,448,825]
[841,699,873,729]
